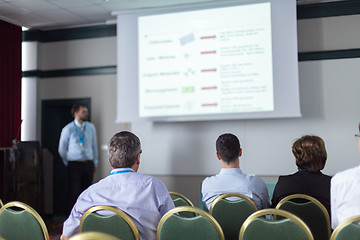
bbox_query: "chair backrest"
[0,199,3,208]
[199,181,209,212]
[330,215,360,240]
[169,191,194,207]
[275,194,331,240]
[239,209,314,240]
[157,206,225,240]
[80,206,140,240]
[0,201,50,240]
[265,181,277,200]
[69,231,122,240]
[209,192,258,240]
[169,192,195,218]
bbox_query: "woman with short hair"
[271,135,331,215]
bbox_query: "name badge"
[80,142,85,152]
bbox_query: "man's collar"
[220,168,243,174]
[110,168,135,174]
[74,119,85,127]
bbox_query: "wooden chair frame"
[80,206,140,240]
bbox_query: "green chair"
[157,206,225,240]
[275,194,331,240]
[80,206,140,240]
[330,215,360,240]
[199,181,209,212]
[169,191,194,207]
[209,192,258,240]
[69,231,122,240]
[265,180,277,201]
[0,201,50,240]
[239,209,314,240]
[169,191,196,218]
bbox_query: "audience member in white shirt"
[331,123,360,229]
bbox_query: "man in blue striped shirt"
[60,131,174,240]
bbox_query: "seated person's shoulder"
[323,173,332,180]
[247,173,264,181]
[276,172,304,182]
[247,174,267,187]
[137,173,167,186]
[332,165,360,183]
[202,174,220,184]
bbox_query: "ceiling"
[0,0,344,30]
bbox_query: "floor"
[45,216,65,240]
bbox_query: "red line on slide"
[201,50,216,54]
[200,35,216,39]
[201,86,217,90]
[201,68,217,72]
[201,103,218,107]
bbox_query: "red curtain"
[0,20,22,147]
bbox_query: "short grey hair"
[108,131,141,168]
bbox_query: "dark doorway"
[41,98,91,216]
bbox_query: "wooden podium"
[0,147,16,203]
[0,141,43,215]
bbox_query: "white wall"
[35,14,360,204]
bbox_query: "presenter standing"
[58,104,98,212]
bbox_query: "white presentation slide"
[138,3,273,118]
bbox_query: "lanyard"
[73,120,86,145]
[299,168,308,172]
[110,170,134,175]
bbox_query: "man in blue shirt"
[58,104,98,212]
[60,131,174,240]
[202,133,270,210]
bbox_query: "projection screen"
[115,0,300,122]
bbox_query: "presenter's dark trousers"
[67,160,94,213]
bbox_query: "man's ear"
[239,148,243,157]
[216,152,221,160]
[136,153,141,165]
